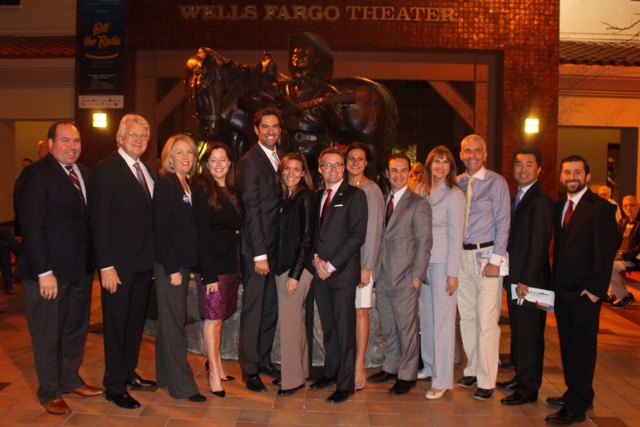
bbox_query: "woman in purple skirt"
[192,142,242,398]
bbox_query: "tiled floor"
[1,278,639,426]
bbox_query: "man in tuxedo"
[237,105,285,392]
[498,146,553,406]
[368,153,432,395]
[16,121,103,415]
[310,147,367,403]
[545,155,618,425]
[89,114,157,409]
[456,134,511,400]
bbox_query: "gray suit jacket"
[375,189,433,286]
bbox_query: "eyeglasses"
[126,131,150,140]
[320,162,344,170]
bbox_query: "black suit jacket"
[237,143,283,261]
[552,188,618,300]
[314,180,368,287]
[274,187,316,280]
[153,172,198,274]
[88,151,154,283]
[507,181,554,288]
[616,212,640,268]
[16,154,91,282]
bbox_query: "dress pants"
[506,284,546,394]
[154,264,198,399]
[238,256,278,376]
[102,270,153,395]
[420,263,457,390]
[313,277,357,391]
[555,295,601,416]
[457,247,502,389]
[276,269,312,389]
[23,273,93,403]
[377,271,420,381]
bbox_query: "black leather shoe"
[473,388,493,400]
[188,393,206,402]
[259,363,281,379]
[310,377,336,389]
[500,391,538,405]
[496,378,519,391]
[326,389,354,403]
[500,361,516,369]
[544,408,586,425]
[388,380,416,395]
[278,383,305,396]
[127,374,157,388]
[106,392,141,409]
[456,376,477,388]
[367,370,398,383]
[546,396,565,407]
[244,374,267,392]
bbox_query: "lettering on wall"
[178,4,456,22]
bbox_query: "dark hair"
[388,152,411,169]
[47,121,77,140]
[513,146,542,167]
[560,154,590,175]
[277,152,315,199]
[196,142,241,213]
[345,141,377,181]
[253,104,282,127]
[420,145,460,196]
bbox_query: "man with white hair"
[597,186,622,222]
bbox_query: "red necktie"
[563,199,574,229]
[385,194,394,226]
[320,188,332,225]
[65,165,85,205]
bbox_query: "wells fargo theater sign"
[178,4,456,22]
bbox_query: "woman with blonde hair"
[413,145,464,399]
[153,134,205,402]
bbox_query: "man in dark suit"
[368,153,432,395]
[236,105,285,392]
[310,147,367,403]
[89,114,157,409]
[498,146,553,406]
[16,121,103,415]
[545,155,618,425]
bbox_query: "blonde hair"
[160,134,198,176]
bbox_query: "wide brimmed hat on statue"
[288,32,334,81]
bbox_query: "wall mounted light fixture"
[93,113,107,128]
[524,117,539,134]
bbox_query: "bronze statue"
[185,32,398,188]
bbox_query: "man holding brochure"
[498,147,553,406]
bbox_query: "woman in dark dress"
[153,134,205,402]
[192,142,242,398]
[273,152,316,396]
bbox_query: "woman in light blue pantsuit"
[414,146,464,399]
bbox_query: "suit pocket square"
[334,204,344,207]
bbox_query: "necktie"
[271,151,280,171]
[133,162,152,201]
[563,199,574,229]
[320,188,332,225]
[65,165,85,205]
[512,189,523,217]
[385,194,394,226]
[463,176,475,235]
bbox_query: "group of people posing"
[15,105,625,426]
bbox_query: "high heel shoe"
[211,389,225,398]
[205,361,235,382]
[425,388,447,400]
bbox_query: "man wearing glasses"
[89,114,157,409]
[310,147,367,403]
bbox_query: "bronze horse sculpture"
[184,46,398,187]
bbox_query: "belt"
[463,241,494,250]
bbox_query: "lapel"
[253,143,277,174]
[46,155,85,207]
[321,180,349,229]
[114,152,152,208]
[514,181,539,219]
[385,189,411,231]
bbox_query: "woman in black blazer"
[192,142,242,398]
[273,152,316,396]
[153,134,205,402]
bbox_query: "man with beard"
[545,155,617,425]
